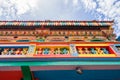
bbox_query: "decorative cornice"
[0,20,114,26]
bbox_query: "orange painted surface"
[0,71,23,80]
[0,41,120,45]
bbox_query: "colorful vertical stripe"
[34,22,40,26]
[74,22,80,26]
[61,22,66,26]
[6,22,13,25]
[0,22,6,25]
[94,22,99,26]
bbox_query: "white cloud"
[64,0,78,6]
[64,0,69,5]
[77,0,120,37]
[81,0,97,11]
[0,0,38,20]
[0,0,78,20]
[0,8,3,16]
[0,0,92,20]
[73,0,78,6]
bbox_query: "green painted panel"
[21,66,32,80]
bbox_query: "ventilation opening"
[14,36,18,38]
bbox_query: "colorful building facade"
[0,21,120,80]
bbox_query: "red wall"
[0,71,23,80]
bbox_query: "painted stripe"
[73,22,76,25]
[41,22,45,26]
[21,22,27,26]
[6,22,12,25]
[19,22,22,26]
[68,22,72,26]
[0,44,29,46]
[34,22,40,26]
[46,22,49,26]
[102,22,107,26]
[107,22,112,25]
[14,22,19,25]
[27,22,32,26]
[61,22,66,26]
[79,22,83,26]
[98,22,102,26]
[0,22,6,25]
[93,22,99,26]
[87,22,93,26]
[0,61,120,66]
[48,22,54,26]
[0,66,120,71]
[54,22,58,26]
[0,21,113,26]
[75,44,108,46]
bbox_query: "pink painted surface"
[0,66,120,71]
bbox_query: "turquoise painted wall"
[34,70,120,80]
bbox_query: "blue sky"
[0,0,95,20]
[0,0,120,37]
